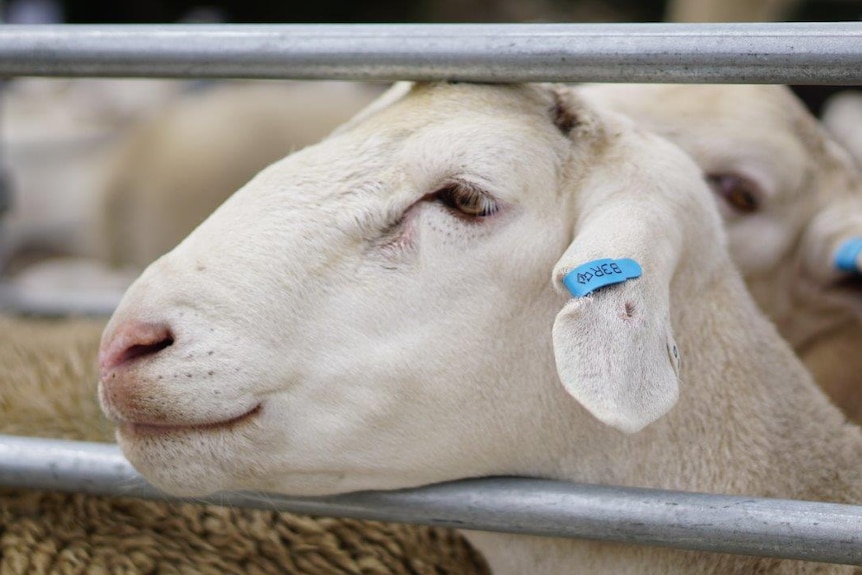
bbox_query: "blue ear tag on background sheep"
[563,258,642,298]
[834,238,862,273]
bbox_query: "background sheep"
[0,80,381,315]
[99,81,382,269]
[578,83,862,423]
[0,314,488,574]
[99,81,862,574]
[0,78,189,270]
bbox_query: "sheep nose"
[99,321,175,374]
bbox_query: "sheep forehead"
[343,82,559,137]
[347,83,589,159]
[244,82,573,212]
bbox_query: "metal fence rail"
[0,23,861,84]
[2,434,862,566]
[0,282,123,316]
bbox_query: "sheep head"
[98,82,725,498]
[579,84,862,349]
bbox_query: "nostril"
[100,322,175,372]
[119,335,175,365]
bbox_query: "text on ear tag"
[563,258,642,298]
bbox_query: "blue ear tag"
[563,258,643,298]
[834,238,862,273]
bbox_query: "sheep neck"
[464,269,862,575]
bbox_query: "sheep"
[0,112,121,268]
[0,78,189,268]
[99,80,382,269]
[0,315,112,441]
[0,313,488,574]
[576,84,862,421]
[97,81,862,574]
[1,81,379,317]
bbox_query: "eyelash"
[432,183,500,219]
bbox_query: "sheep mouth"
[119,404,263,438]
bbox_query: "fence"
[0,23,861,83]
[1,22,861,567]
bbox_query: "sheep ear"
[792,129,862,291]
[798,200,862,287]
[547,85,690,433]
[551,267,681,434]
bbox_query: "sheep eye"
[433,184,499,219]
[706,173,760,213]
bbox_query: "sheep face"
[580,84,862,347]
[99,83,720,497]
[98,83,581,496]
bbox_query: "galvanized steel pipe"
[0,281,123,316]
[2,434,862,565]
[0,23,861,84]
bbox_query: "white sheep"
[97,82,862,574]
[578,83,862,421]
[0,78,188,267]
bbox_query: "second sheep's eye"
[706,173,761,214]
[433,183,500,219]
